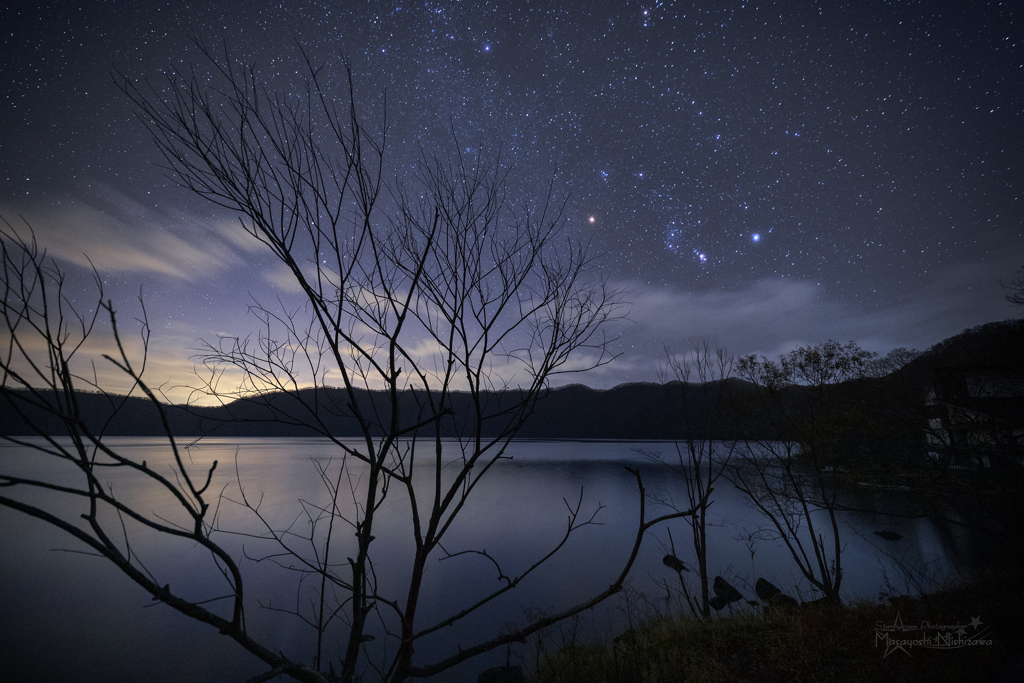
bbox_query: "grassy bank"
[529,578,1024,683]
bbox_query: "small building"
[924,364,1024,469]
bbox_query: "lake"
[0,437,968,682]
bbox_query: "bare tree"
[1001,265,1024,308]
[0,222,293,674]
[0,43,700,683]
[866,347,921,378]
[643,341,736,619]
[729,340,877,604]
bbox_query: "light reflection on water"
[0,438,967,682]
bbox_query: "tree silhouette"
[1002,265,1024,308]
[0,43,699,683]
[729,340,877,603]
[640,341,737,619]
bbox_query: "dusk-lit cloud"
[3,185,264,281]
[1,1,1020,401]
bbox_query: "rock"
[755,578,798,610]
[767,593,799,609]
[711,575,743,609]
[663,554,689,572]
[614,628,638,645]
[888,595,917,609]
[477,665,524,683]
[709,595,729,611]
[755,577,781,601]
[801,595,841,609]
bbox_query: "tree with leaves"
[729,340,877,604]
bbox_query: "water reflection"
[0,438,968,682]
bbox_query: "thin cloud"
[3,184,262,280]
[590,250,1023,387]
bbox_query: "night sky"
[2,1,1022,401]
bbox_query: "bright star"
[588,216,596,224]
[752,233,760,242]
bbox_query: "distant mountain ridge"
[0,379,754,440]
[3,319,1021,439]
[905,318,1024,372]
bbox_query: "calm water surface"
[0,437,966,682]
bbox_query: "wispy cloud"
[584,250,1023,387]
[3,184,264,280]
[264,262,305,293]
[634,283,980,358]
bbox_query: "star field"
[1,0,1021,394]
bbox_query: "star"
[2,0,1019,402]
[1,0,1023,677]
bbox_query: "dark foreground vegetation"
[518,319,1024,683]
[528,575,1024,683]
[2,33,1021,682]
